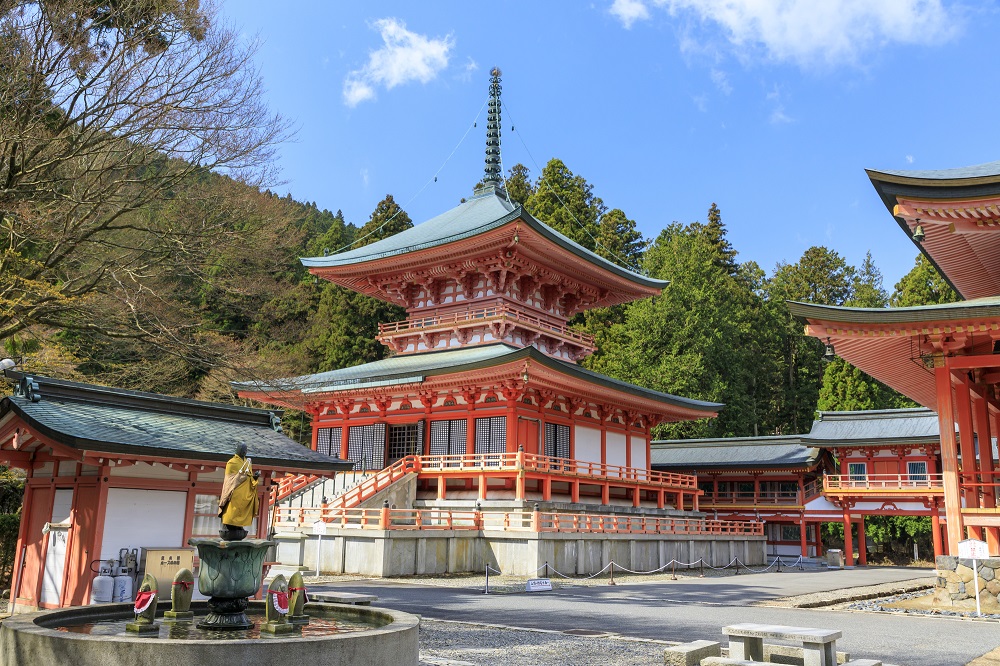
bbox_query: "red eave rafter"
[239,359,714,424]
[893,197,1000,300]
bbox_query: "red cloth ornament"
[269,590,289,614]
[134,591,156,614]
[288,586,308,604]
[172,581,193,591]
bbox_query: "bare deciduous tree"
[0,0,290,360]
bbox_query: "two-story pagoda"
[237,70,721,515]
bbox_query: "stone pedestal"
[189,537,275,631]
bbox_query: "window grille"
[780,524,801,541]
[348,423,386,471]
[475,416,506,464]
[544,422,570,469]
[316,427,342,457]
[430,419,467,461]
[387,422,423,464]
[907,461,928,482]
[848,462,867,482]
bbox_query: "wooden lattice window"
[475,416,506,462]
[347,423,385,470]
[544,423,570,469]
[315,427,342,457]
[387,422,423,464]
[430,419,467,460]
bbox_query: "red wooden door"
[873,460,900,476]
[16,485,53,607]
[517,418,539,455]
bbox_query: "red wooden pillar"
[974,394,999,552]
[931,506,943,559]
[339,410,351,462]
[955,380,982,539]
[842,509,854,567]
[799,517,808,558]
[935,363,964,554]
[857,519,867,566]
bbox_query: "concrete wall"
[276,529,765,577]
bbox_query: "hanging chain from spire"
[484,67,503,187]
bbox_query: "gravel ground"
[418,619,672,666]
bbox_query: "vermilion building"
[790,161,1000,560]
[237,71,722,516]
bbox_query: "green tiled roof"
[786,296,997,324]
[2,374,351,473]
[235,343,722,413]
[808,408,941,445]
[650,435,820,470]
[301,189,667,289]
[870,161,1000,182]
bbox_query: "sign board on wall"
[958,539,989,560]
[312,520,327,536]
[526,578,552,592]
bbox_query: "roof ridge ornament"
[483,67,505,195]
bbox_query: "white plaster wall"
[50,488,74,525]
[56,461,77,477]
[630,435,647,475]
[100,489,187,560]
[606,432,627,469]
[110,463,188,480]
[575,426,601,468]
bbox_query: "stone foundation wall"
[934,555,1000,613]
[276,529,766,577]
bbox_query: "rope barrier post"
[734,559,739,576]
[671,559,677,581]
[699,558,704,578]
[776,556,782,573]
[484,565,490,595]
[544,561,549,579]
[608,561,616,586]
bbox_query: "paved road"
[314,568,1000,666]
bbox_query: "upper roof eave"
[786,298,1000,325]
[300,193,667,291]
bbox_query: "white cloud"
[649,0,959,67]
[360,168,370,187]
[343,18,454,107]
[709,68,732,94]
[610,0,651,28]
[766,84,793,124]
[906,154,915,164]
[692,93,708,112]
[457,57,479,83]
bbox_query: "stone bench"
[664,640,721,665]
[723,624,841,666]
[309,591,378,605]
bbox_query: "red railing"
[273,506,764,537]
[698,491,802,506]
[271,473,320,504]
[272,453,699,511]
[377,302,596,346]
[823,474,944,492]
[417,452,698,489]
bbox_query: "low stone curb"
[756,577,935,608]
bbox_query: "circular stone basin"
[0,600,419,666]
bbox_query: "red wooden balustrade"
[377,302,596,346]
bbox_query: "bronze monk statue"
[218,443,260,541]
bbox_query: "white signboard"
[312,520,328,536]
[526,578,552,592]
[958,539,989,560]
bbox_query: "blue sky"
[219,1,998,288]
